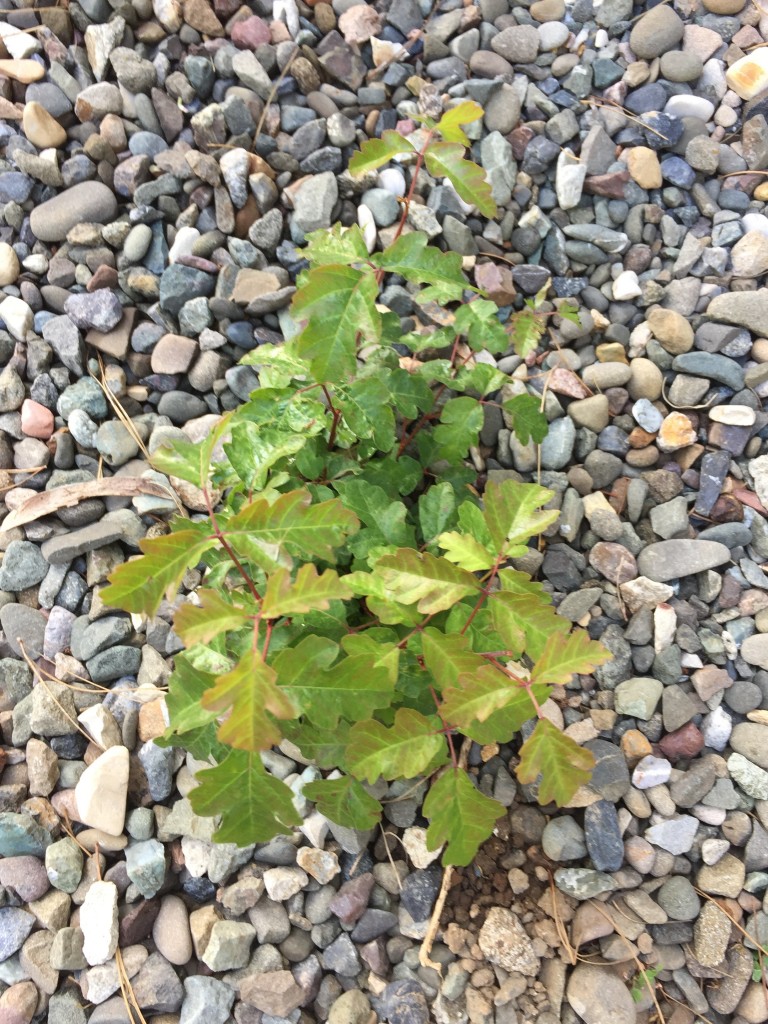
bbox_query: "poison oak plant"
[102,102,610,867]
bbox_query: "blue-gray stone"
[125,839,167,898]
[584,800,623,872]
[0,907,35,962]
[0,812,52,857]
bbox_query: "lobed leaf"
[437,531,495,572]
[150,411,233,489]
[225,489,359,571]
[339,376,396,452]
[482,479,559,556]
[225,422,306,491]
[435,100,484,145]
[424,142,496,218]
[190,749,301,844]
[346,708,448,783]
[440,662,521,729]
[374,548,481,613]
[372,233,467,303]
[303,775,382,830]
[301,223,371,265]
[201,649,296,751]
[275,633,397,729]
[261,564,353,618]
[293,264,380,382]
[516,718,595,806]
[530,629,611,688]
[102,531,216,617]
[453,300,509,354]
[430,396,484,464]
[158,653,225,760]
[348,130,415,175]
[502,394,548,445]
[418,481,457,546]
[424,768,505,866]
[387,367,435,420]
[174,589,253,647]
[420,628,486,693]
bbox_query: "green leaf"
[347,708,448,783]
[424,768,505,866]
[362,454,423,498]
[150,411,233,489]
[430,396,484,463]
[261,564,353,618]
[102,531,216,617]
[173,589,253,647]
[293,264,380,382]
[275,634,397,729]
[418,481,457,546]
[343,569,425,626]
[509,307,545,359]
[201,649,296,751]
[190,750,301,844]
[436,530,495,571]
[225,422,306,491]
[491,589,568,661]
[348,130,415,175]
[238,347,312,389]
[439,662,524,729]
[424,142,496,218]
[435,100,484,145]
[388,367,435,420]
[374,548,481,613]
[335,480,415,559]
[502,394,548,445]
[303,775,382,830]
[482,479,559,556]
[158,653,224,759]
[420,628,485,693]
[530,629,611,687]
[302,223,371,265]
[516,718,595,806]
[339,376,396,452]
[454,300,509,354]
[372,233,467,304]
[226,489,359,571]
[282,719,351,769]
[453,363,508,397]
[456,684,550,745]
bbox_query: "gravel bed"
[1,0,768,1020]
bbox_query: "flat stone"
[614,677,663,720]
[645,815,699,854]
[707,290,768,338]
[0,907,35,961]
[637,540,731,582]
[30,182,118,242]
[179,977,235,1024]
[241,971,305,1017]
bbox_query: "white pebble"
[664,95,715,121]
[632,755,672,790]
[377,167,406,196]
[0,295,32,341]
[700,705,732,751]
[357,204,377,254]
[168,225,200,263]
[612,270,642,301]
[80,880,119,965]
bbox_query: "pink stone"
[20,399,53,439]
[231,15,271,47]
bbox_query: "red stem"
[203,487,262,606]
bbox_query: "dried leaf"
[1,477,179,531]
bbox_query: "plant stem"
[320,384,342,449]
[390,130,433,248]
[460,553,505,636]
[203,486,262,606]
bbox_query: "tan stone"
[726,48,768,101]
[646,307,694,354]
[150,334,197,374]
[731,230,768,278]
[23,100,67,147]
[0,59,44,83]
[625,146,662,189]
[657,412,696,452]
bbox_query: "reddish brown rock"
[658,723,705,761]
[588,542,638,585]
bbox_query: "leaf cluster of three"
[103,102,608,867]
